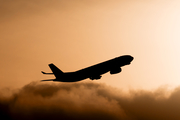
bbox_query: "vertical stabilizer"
[48,63,63,78]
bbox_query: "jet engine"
[110,68,122,74]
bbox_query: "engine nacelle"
[110,68,122,74]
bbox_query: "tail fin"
[48,63,63,78]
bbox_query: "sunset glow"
[1,0,180,119]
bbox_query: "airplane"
[41,55,133,82]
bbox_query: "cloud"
[1,81,180,120]
[0,82,127,120]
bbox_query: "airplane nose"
[119,55,134,62]
[130,56,134,61]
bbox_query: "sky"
[1,0,180,90]
[1,0,180,119]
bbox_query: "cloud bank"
[1,81,180,120]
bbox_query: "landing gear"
[90,75,102,80]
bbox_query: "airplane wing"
[41,79,55,81]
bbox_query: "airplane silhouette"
[41,55,133,82]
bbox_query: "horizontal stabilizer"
[41,79,55,81]
[41,71,46,74]
[41,71,53,74]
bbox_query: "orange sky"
[1,0,180,91]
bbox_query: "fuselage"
[53,55,133,82]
